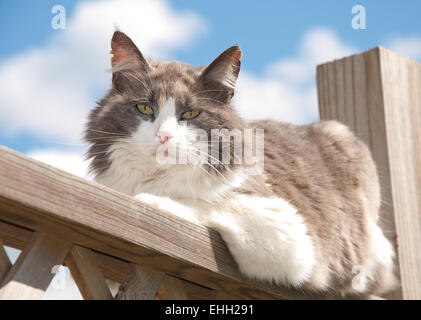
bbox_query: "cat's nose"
[156,131,173,144]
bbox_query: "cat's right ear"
[110,31,150,84]
[195,46,242,104]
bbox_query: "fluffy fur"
[85,31,397,297]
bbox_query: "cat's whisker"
[186,151,219,182]
[186,146,233,184]
[86,137,122,142]
[85,150,114,157]
[118,71,150,91]
[188,144,234,173]
[195,97,226,105]
[42,140,88,147]
[191,89,229,97]
[86,129,127,136]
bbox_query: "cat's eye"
[181,110,200,120]
[137,104,154,116]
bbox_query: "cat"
[84,31,397,297]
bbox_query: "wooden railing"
[0,47,419,300]
[0,145,323,300]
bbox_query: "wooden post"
[65,245,113,300]
[0,232,72,299]
[115,264,164,300]
[317,46,421,299]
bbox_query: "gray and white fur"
[85,31,397,297]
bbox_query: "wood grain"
[65,246,113,300]
[0,145,320,299]
[0,221,32,249]
[161,275,189,300]
[0,232,72,299]
[0,221,215,300]
[0,242,11,283]
[115,264,164,300]
[378,48,421,300]
[317,46,421,299]
[0,220,130,286]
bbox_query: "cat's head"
[85,31,247,192]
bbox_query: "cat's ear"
[196,46,242,103]
[110,31,150,82]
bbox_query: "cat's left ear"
[110,31,150,82]
[196,46,242,103]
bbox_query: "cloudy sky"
[1,0,421,299]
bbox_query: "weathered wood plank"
[0,145,317,299]
[0,224,217,300]
[0,220,130,286]
[317,46,421,299]
[0,220,32,250]
[181,280,217,300]
[378,48,421,300]
[0,232,72,299]
[161,275,189,300]
[0,243,11,283]
[158,276,217,300]
[115,264,164,300]
[0,219,218,300]
[93,251,129,283]
[65,246,113,300]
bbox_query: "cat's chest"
[94,162,232,201]
[94,164,182,196]
[94,146,247,201]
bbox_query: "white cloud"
[0,0,206,143]
[27,149,90,179]
[235,27,357,124]
[43,266,83,300]
[386,35,421,61]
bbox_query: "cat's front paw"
[205,195,316,287]
[134,193,199,224]
[135,193,164,208]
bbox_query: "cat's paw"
[135,193,164,207]
[205,195,316,287]
[134,193,199,224]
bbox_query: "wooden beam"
[0,242,11,283]
[93,251,129,283]
[0,232,72,299]
[115,264,164,300]
[0,145,320,299]
[161,275,189,300]
[0,221,209,299]
[0,220,32,249]
[0,223,216,300]
[180,280,217,300]
[65,246,113,300]
[0,221,131,286]
[317,46,421,299]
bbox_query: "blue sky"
[0,0,421,161]
[1,1,420,71]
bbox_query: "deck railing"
[0,47,420,300]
